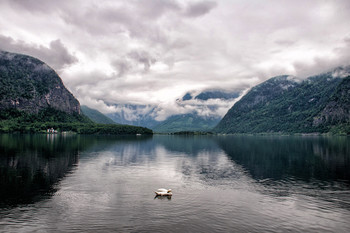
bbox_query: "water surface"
[0,134,349,232]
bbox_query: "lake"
[0,134,349,232]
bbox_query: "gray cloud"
[112,59,132,77]
[0,35,77,71]
[134,0,181,20]
[9,0,65,13]
[184,1,217,17]
[127,51,156,72]
[110,50,157,77]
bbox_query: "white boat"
[155,188,172,196]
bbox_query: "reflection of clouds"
[83,136,249,189]
[93,136,250,188]
[2,135,350,232]
[179,151,246,182]
[215,135,350,209]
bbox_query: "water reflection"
[215,135,350,183]
[1,134,349,206]
[154,135,219,156]
[154,195,172,200]
[215,135,350,212]
[0,134,79,207]
[0,134,152,207]
[0,134,349,232]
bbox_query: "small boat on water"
[155,188,172,196]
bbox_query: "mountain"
[313,75,350,134]
[0,51,152,135]
[81,105,116,124]
[153,113,221,133]
[0,51,80,114]
[214,67,350,134]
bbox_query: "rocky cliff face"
[313,76,350,127]
[0,51,80,114]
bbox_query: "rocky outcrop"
[0,51,80,114]
[313,76,350,126]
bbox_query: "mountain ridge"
[214,66,350,134]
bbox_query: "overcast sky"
[1,0,350,118]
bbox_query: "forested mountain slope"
[215,67,350,134]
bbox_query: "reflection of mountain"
[0,134,79,206]
[2,134,348,209]
[0,134,153,207]
[215,136,350,183]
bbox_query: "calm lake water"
[0,134,350,232]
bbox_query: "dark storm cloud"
[0,35,77,71]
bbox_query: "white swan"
[155,188,172,196]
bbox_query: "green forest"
[0,108,152,135]
[215,72,350,135]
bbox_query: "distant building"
[47,128,58,133]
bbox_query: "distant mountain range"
[152,113,221,133]
[106,90,241,132]
[215,66,350,134]
[181,90,240,101]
